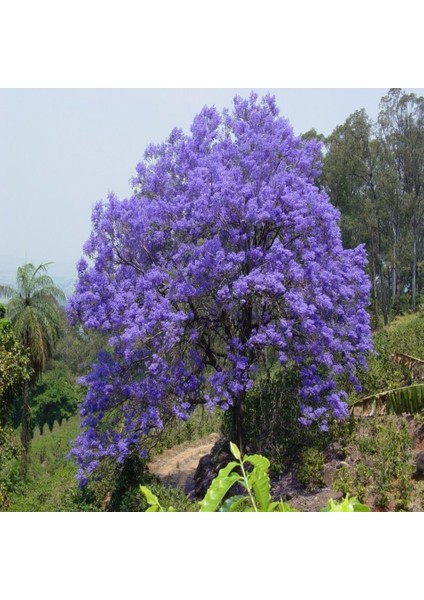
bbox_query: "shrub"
[297,447,325,490]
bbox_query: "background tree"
[68,93,372,486]
[322,109,386,326]
[322,89,424,324]
[0,264,65,477]
[0,310,32,427]
[376,88,424,313]
[30,362,82,435]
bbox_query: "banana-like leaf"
[320,495,370,512]
[244,453,271,472]
[248,468,271,512]
[219,495,248,512]
[229,441,241,460]
[351,384,424,417]
[391,352,424,381]
[199,472,241,512]
[140,485,161,507]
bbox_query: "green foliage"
[1,416,97,512]
[147,405,222,459]
[0,318,32,426]
[320,494,371,512]
[0,263,65,380]
[139,480,196,513]
[352,314,424,416]
[53,315,107,377]
[141,443,372,512]
[334,416,415,511]
[222,367,324,475]
[297,447,325,490]
[351,384,424,417]
[333,463,371,503]
[141,442,297,512]
[0,425,20,509]
[322,89,424,323]
[0,262,66,478]
[30,362,82,434]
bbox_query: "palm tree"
[0,263,65,477]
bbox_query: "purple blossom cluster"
[68,93,373,485]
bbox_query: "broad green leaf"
[244,454,270,472]
[219,495,247,512]
[199,473,241,512]
[146,505,159,512]
[350,384,424,417]
[230,442,241,460]
[216,460,240,478]
[268,501,298,512]
[140,485,160,507]
[320,495,371,512]
[249,469,271,512]
[349,499,371,512]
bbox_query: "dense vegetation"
[2,89,424,511]
[321,89,424,327]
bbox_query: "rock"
[416,451,424,476]
[193,437,234,499]
[193,454,214,498]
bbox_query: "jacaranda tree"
[68,93,373,486]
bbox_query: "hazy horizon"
[2,88,423,283]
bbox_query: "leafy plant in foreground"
[140,443,371,512]
[320,494,370,512]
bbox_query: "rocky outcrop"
[193,437,234,499]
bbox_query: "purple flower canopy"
[68,93,372,485]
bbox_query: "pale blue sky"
[1,88,423,281]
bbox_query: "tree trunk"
[412,221,417,312]
[20,380,31,479]
[231,396,244,453]
[392,229,397,308]
[369,238,379,328]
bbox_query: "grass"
[4,416,86,512]
[3,404,223,511]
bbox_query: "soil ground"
[148,433,220,496]
[147,417,424,512]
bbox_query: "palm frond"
[2,263,65,378]
[351,384,424,417]
[0,285,16,300]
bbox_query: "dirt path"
[148,432,219,496]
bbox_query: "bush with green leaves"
[357,314,424,401]
[29,362,83,435]
[142,442,296,512]
[147,406,222,460]
[0,317,32,427]
[297,447,325,490]
[320,494,370,512]
[221,367,348,477]
[141,442,371,512]
[334,416,415,511]
[0,425,20,509]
